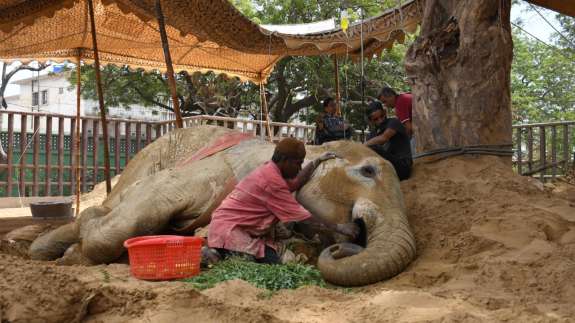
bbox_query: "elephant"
[29,125,416,286]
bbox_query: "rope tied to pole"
[413,144,514,162]
[15,124,42,208]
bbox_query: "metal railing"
[513,121,575,181]
[157,115,315,144]
[350,121,574,181]
[1,108,572,198]
[0,111,316,197]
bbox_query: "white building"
[3,68,174,134]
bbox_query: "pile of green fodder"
[183,257,325,291]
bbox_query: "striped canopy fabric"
[0,0,424,83]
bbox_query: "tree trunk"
[405,0,513,152]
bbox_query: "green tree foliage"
[554,15,575,51]
[66,2,575,128]
[69,0,412,129]
[240,0,412,128]
[69,64,260,117]
[511,13,575,123]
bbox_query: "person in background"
[316,97,352,144]
[378,87,415,155]
[206,137,359,264]
[364,101,412,181]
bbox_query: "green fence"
[0,133,142,196]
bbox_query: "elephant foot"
[55,243,95,266]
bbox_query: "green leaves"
[183,257,326,291]
[68,65,258,116]
[66,0,414,125]
[511,26,575,123]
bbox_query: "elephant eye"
[360,165,376,178]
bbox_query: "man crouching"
[206,138,359,264]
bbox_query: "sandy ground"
[1,155,575,322]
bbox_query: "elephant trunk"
[317,198,416,286]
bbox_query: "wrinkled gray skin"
[30,126,416,286]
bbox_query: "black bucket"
[30,201,73,218]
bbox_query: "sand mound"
[0,254,285,323]
[395,156,575,320]
[1,155,574,322]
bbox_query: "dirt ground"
[1,155,574,322]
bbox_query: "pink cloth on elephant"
[207,161,311,258]
[175,132,253,168]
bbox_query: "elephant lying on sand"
[29,126,416,286]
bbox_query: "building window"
[41,90,48,105]
[32,92,39,106]
[59,87,64,94]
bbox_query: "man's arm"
[334,122,350,131]
[364,127,397,146]
[288,152,337,191]
[300,216,359,239]
[403,120,413,137]
[324,117,349,132]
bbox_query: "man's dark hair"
[271,137,305,163]
[323,97,334,108]
[379,87,397,98]
[271,150,288,163]
[366,100,384,117]
[272,150,304,163]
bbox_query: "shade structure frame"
[0,0,426,84]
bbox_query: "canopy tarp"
[526,0,575,18]
[0,0,423,83]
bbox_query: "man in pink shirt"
[207,138,358,264]
[379,87,415,155]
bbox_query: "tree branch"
[1,63,50,109]
[132,85,173,111]
[281,95,319,122]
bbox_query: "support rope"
[413,144,514,161]
[15,125,42,208]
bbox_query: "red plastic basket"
[124,235,203,280]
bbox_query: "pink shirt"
[395,93,413,124]
[207,161,311,258]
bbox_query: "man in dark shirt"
[317,97,352,144]
[379,86,415,156]
[364,101,412,180]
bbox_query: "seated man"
[207,137,359,264]
[314,113,328,145]
[378,86,415,155]
[317,97,352,144]
[364,101,412,181]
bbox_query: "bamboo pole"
[87,0,112,194]
[155,0,183,129]
[259,83,273,142]
[75,58,81,216]
[333,55,341,116]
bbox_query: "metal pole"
[360,7,366,130]
[75,58,82,216]
[155,0,184,129]
[259,83,273,142]
[36,69,40,111]
[87,0,112,194]
[333,55,341,117]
